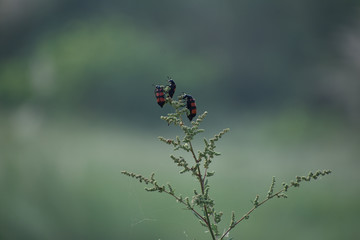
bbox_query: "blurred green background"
[1,1,360,239]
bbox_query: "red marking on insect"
[154,85,165,107]
[183,94,196,121]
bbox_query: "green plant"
[122,86,331,240]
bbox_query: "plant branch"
[219,188,285,240]
[203,167,208,182]
[189,140,216,240]
[204,205,216,240]
[162,188,208,225]
[219,169,331,240]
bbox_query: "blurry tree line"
[1,0,360,123]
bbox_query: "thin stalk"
[189,141,216,240]
[219,189,287,240]
[203,205,215,240]
[203,167,208,182]
[162,188,208,225]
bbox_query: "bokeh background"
[1,1,360,239]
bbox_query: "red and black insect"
[167,77,176,98]
[183,94,196,121]
[155,85,166,107]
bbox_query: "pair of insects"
[154,78,197,121]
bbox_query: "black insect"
[154,85,165,107]
[183,94,196,121]
[167,77,176,98]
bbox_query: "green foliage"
[122,85,331,240]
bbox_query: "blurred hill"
[1,0,360,124]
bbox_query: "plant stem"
[189,141,216,240]
[162,188,208,224]
[189,141,199,163]
[219,189,286,240]
[204,205,215,240]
